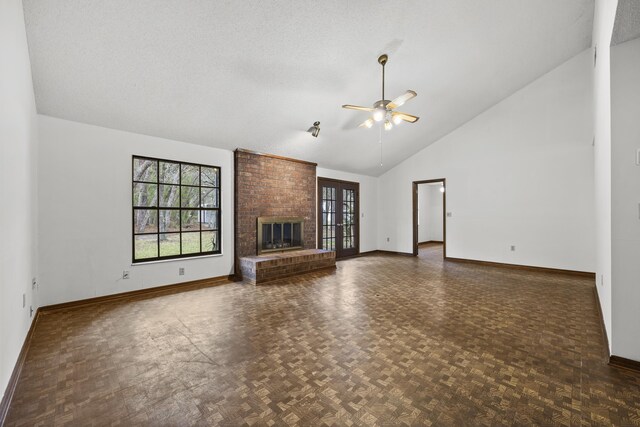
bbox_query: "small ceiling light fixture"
[307,121,320,137]
[373,103,386,122]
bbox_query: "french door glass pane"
[343,189,355,249]
[321,186,336,251]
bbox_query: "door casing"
[412,179,446,257]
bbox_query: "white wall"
[593,0,618,349]
[418,185,430,242]
[418,184,443,242]
[316,167,378,253]
[611,36,640,361]
[0,0,39,401]
[377,49,595,271]
[38,116,234,306]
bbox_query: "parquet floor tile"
[5,244,640,426]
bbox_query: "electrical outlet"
[386,237,390,242]
[32,277,37,290]
[179,267,185,276]
[510,245,516,252]
[446,212,452,217]
[22,293,25,308]
[122,270,130,279]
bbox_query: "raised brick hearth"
[234,149,319,279]
[239,249,336,284]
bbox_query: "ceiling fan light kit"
[342,54,419,131]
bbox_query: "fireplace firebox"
[257,217,304,255]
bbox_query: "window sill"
[131,253,224,266]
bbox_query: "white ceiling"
[23,0,594,176]
[612,0,640,46]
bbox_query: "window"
[132,156,221,262]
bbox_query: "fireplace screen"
[257,217,304,254]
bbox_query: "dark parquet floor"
[5,244,640,426]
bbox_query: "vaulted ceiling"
[612,0,640,46]
[23,0,594,176]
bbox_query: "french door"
[317,177,359,258]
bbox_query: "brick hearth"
[239,249,336,284]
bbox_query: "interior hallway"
[5,245,640,426]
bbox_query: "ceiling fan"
[342,54,419,130]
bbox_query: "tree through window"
[132,156,221,262]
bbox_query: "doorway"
[413,179,446,257]
[318,177,359,258]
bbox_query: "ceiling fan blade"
[358,118,374,128]
[392,111,420,123]
[342,104,374,112]
[387,90,417,110]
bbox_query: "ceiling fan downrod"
[379,54,388,101]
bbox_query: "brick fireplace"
[234,149,319,279]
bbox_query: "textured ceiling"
[612,0,640,46]
[23,0,594,176]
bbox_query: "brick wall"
[234,149,317,273]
